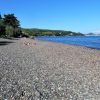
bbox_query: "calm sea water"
[35,36,100,50]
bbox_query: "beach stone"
[0,38,100,100]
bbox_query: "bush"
[13,28,22,37]
[5,26,14,37]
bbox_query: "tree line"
[22,28,84,36]
[0,13,84,38]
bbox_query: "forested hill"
[22,28,84,36]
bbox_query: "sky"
[0,0,100,33]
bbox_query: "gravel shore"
[0,38,100,100]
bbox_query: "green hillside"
[22,28,84,36]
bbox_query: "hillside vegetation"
[0,13,84,38]
[22,28,84,36]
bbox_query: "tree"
[3,14,21,37]
[0,14,2,20]
[3,14,20,28]
[0,14,6,36]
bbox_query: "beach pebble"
[0,38,100,100]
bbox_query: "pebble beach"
[0,38,100,100]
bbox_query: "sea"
[35,36,100,50]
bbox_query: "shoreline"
[34,36,100,50]
[34,38,100,51]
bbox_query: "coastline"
[0,38,100,99]
[34,36,100,50]
[34,38,100,51]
